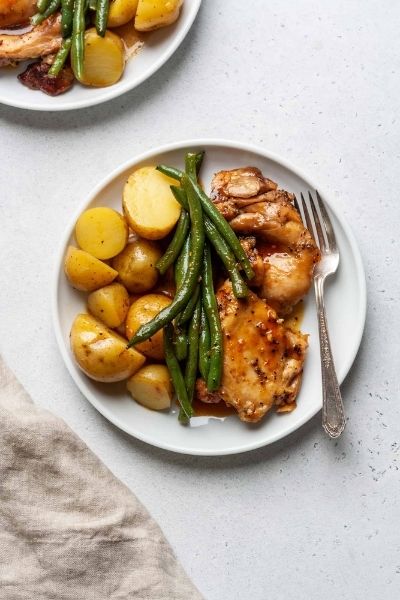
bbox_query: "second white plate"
[0,0,201,111]
[53,140,366,455]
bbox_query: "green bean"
[164,324,193,421]
[202,243,223,392]
[156,210,189,275]
[37,0,51,13]
[60,0,74,37]
[171,186,248,298]
[95,0,110,36]
[186,176,255,281]
[174,324,187,361]
[203,218,248,298]
[171,185,189,210]
[163,162,254,280]
[158,153,204,181]
[177,284,200,325]
[127,175,204,347]
[71,0,86,81]
[31,0,60,25]
[171,237,190,360]
[157,152,204,181]
[195,151,205,175]
[174,234,190,286]
[156,164,182,181]
[179,298,201,420]
[198,304,210,381]
[185,152,198,179]
[48,38,72,76]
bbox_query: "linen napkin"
[0,356,203,600]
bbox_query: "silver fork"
[294,191,345,438]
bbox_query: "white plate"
[53,140,366,455]
[0,1,201,111]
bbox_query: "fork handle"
[314,277,346,438]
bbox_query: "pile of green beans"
[127,150,255,423]
[32,0,110,79]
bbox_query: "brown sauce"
[284,300,304,332]
[192,398,235,418]
[256,240,287,258]
[113,21,144,59]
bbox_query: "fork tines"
[294,191,337,254]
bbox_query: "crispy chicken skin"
[0,14,61,65]
[211,167,320,315]
[0,0,37,28]
[196,281,308,423]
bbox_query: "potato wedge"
[76,28,125,87]
[108,0,139,27]
[125,293,172,359]
[87,282,130,328]
[127,364,172,410]
[112,239,162,293]
[70,313,145,382]
[64,246,118,292]
[135,0,183,31]
[123,166,181,240]
[75,207,128,260]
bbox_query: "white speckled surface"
[0,1,399,598]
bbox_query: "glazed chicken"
[211,167,320,315]
[0,0,36,28]
[196,281,308,422]
[0,14,61,66]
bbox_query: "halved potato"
[64,246,118,292]
[75,28,125,87]
[127,364,172,410]
[123,166,181,240]
[112,239,162,293]
[75,207,128,260]
[125,293,172,359]
[108,0,139,27]
[87,282,130,328]
[135,0,183,31]
[70,313,145,382]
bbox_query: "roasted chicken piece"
[0,14,61,66]
[18,60,74,95]
[0,0,37,28]
[211,167,320,315]
[196,281,308,423]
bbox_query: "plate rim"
[0,0,202,112]
[52,138,367,455]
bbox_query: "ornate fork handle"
[314,276,346,438]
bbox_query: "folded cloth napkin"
[0,357,203,600]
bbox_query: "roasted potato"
[75,207,128,260]
[75,28,125,87]
[127,364,172,410]
[108,0,139,27]
[125,293,172,359]
[64,246,118,292]
[123,166,181,240]
[112,239,162,293]
[87,282,130,328]
[70,313,145,382]
[135,0,183,31]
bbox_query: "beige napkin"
[0,357,203,600]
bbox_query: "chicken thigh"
[0,14,61,65]
[196,281,308,423]
[211,167,320,315]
